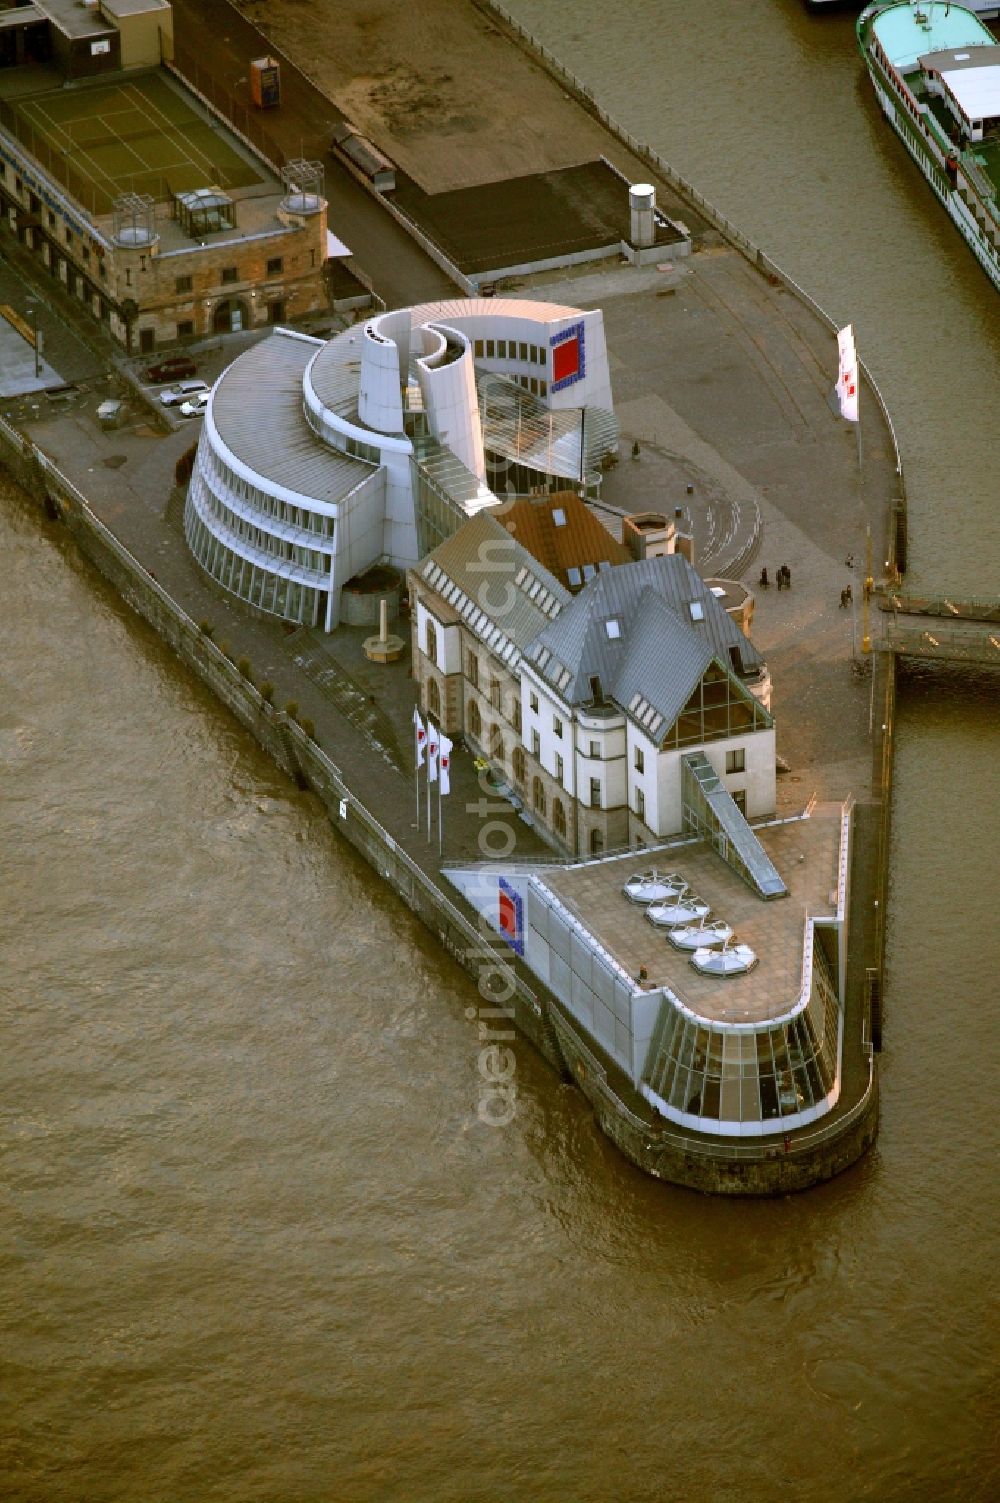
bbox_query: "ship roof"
[921,46,1000,120]
[871,3,993,72]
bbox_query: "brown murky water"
[2,3,999,1498]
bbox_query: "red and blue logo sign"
[550,320,586,393]
[497,875,524,956]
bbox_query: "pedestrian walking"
[759,566,769,590]
[775,568,783,591]
[781,564,792,589]
[845,553,855,570]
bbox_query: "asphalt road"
[168,0,456,307]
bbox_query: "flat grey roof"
[102,0,171,15]
[393,159,686,276]
[35,0,114,39]
[0,5,45,31]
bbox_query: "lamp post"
[26,299,40,378]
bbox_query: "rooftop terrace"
[543,804,845,1027]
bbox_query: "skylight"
[688,601,705,621]
[567,566,582,587]
[605,618,621,640]
[552,507,567,527]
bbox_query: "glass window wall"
[642,942,841,1134]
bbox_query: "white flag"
[438,731,453,796]
[427,721,440,783]
[835,323,859,423]
[413,705,426,768]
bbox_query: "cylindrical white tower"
[629,183,656,249]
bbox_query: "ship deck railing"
[890,62,1000,224]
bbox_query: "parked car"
[178,390,211,418]
[160,379,210,407]
[145,355,197,383]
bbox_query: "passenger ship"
[857,2,1000,289]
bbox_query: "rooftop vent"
[629,182,656,249]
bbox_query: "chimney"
[673,507,694,564]
[623,511,673,561]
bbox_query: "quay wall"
[0,410,877,1195]
[551,1013,879,1196]
[0,418,562,1071]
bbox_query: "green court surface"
[10,73,263,214]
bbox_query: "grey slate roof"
[421,512,571,664]
[611,590,715,733]
[212,330,370,504]
[525,553,765,725]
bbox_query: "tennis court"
[9,72,264,214]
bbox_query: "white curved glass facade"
[184,476,333,629]
[640,941,841,1135]
[185,418,339,629]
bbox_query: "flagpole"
[856,370,863,492]
[437,732,451,860]
[426,723,432,842]
[415,718,421,829]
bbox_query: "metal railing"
[881,592,1000,621]
[883,623,1000,665]
[167,44,286,176]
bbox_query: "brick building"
[0,0,331,354]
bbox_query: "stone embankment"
[0,409,883,1192]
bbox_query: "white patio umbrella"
[646,892,711,928]
[689,942,758,977]
[667,919,734,952]
[621,869,686,905]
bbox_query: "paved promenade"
[0,0,900,879]
[7,237,894,851]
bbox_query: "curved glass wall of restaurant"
[641,940,841,1136]
[184,455,335,628]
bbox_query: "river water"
[2,3,999,1499]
